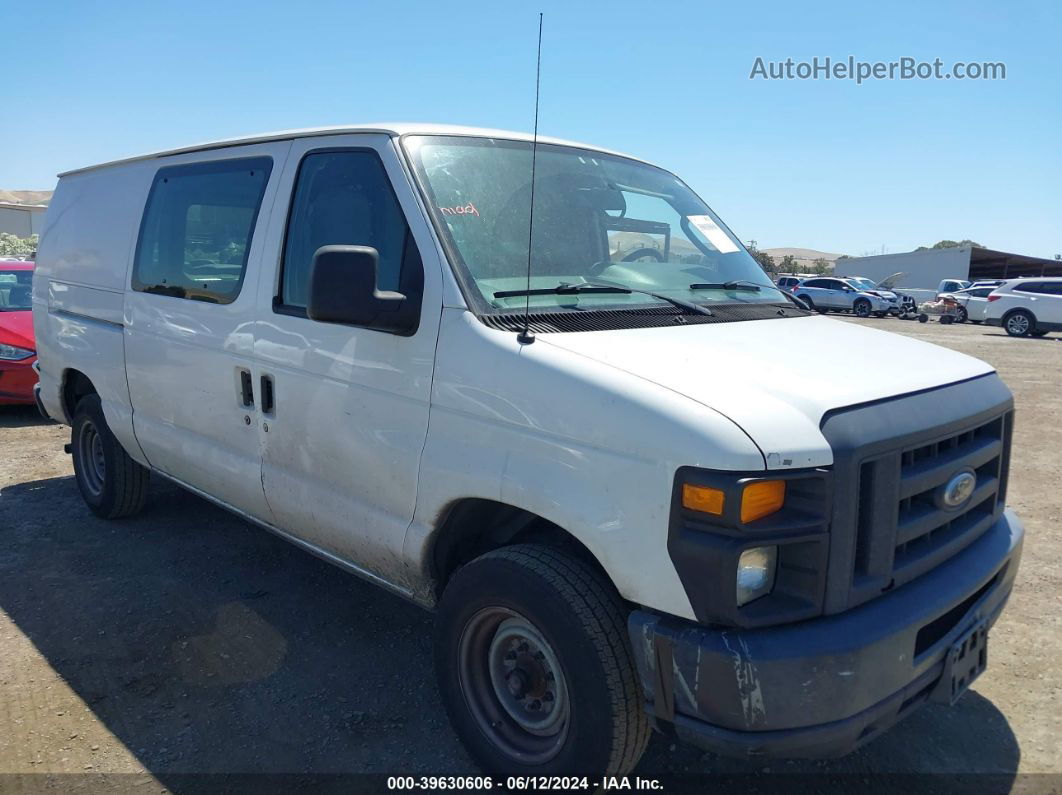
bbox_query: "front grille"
[819,375,1014,613]
[892,415,1009,577]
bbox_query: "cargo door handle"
[261,374,275,415]
[239,369,254,407]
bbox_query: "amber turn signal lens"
[682,484,725,515]
[741,480,786,523]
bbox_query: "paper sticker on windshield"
[687,215,739,253]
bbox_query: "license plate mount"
[931,619,989,705]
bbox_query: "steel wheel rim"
[1008,314,1029,334]
[457,607,570,763]
[78,421,106,497]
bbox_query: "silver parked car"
[794,277,892,317]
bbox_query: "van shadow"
[0,475,1021,789]
[0,404,53,428]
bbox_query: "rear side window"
[1013,282,1043,294]
[278,150,411,310]
[133,157,273,304]
[802,279,826,288]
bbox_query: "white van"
[33,125,1023,777]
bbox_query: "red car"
[0,261,37,405]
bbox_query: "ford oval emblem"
[939,470,977,510]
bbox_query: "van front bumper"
[628,509,1022,758]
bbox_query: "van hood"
[539,314,994,469]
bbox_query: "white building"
[834,246,1062,290]
[0,202,47,237]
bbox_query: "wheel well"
[1003,307,1034,321]
[62,369,97,422]
[430,499,607,599]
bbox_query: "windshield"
[404,136,784,313]
[848,278,876,290]
[0,270,32,311]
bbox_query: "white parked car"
[937,278,972,296]
[984,277,1062,337]
[938,285,998,323]
[32,124,1023,777]
[793,277,893,316]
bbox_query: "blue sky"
[3,0,1058,258]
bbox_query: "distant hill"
[762,247,844,273]
[0,190,52,205]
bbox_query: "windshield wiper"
[495,280,712,316]
[688,279,812,312]
[688,279,764,292]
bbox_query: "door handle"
[261,374,275,415]
[239,369,254,407]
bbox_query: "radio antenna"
[517,12,544,346]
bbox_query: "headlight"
[736,546,777,606]
[0,344,34,360]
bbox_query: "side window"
[279,150,412,309]
[1039,282,1062,295]
[802,279,824,289]
[133,157,272,304]
[1014,282,1041,294]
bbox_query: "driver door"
[251,135,444,589]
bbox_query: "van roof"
[58,123,654,178]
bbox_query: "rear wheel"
[1004,310,1034,337]
[71,395,149,518]
[434,544,650,777]
[956,306,968,323]
[853,298,872,318]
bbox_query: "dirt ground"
[1,317,1060,791]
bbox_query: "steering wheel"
[589,248,664,276]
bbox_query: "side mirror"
[307,245,415,335]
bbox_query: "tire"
[1004,310,1034,337]
[798,295,823,313]
[434,544,650,778]
[956,306,968,323]
[71,394,149,518]
[853,298,872,318]
[918,314,929,323]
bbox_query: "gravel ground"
[1,317,1059,791]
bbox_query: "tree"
[779,254,798,272]
[0,233,38,258]
[810,257,832,275]
[745,241,776,274]
[915,239,983,251]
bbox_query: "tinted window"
[1037,282,1062,295]
[970,288,994,297]
[279,150,409,309]
[133,158,272,303]
[1014,282,1043,294]
[802,279,827,288]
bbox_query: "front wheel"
[71,394,149,518]
[956,306,969,323]
[434,545,650,777]
[853,298,872,318]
